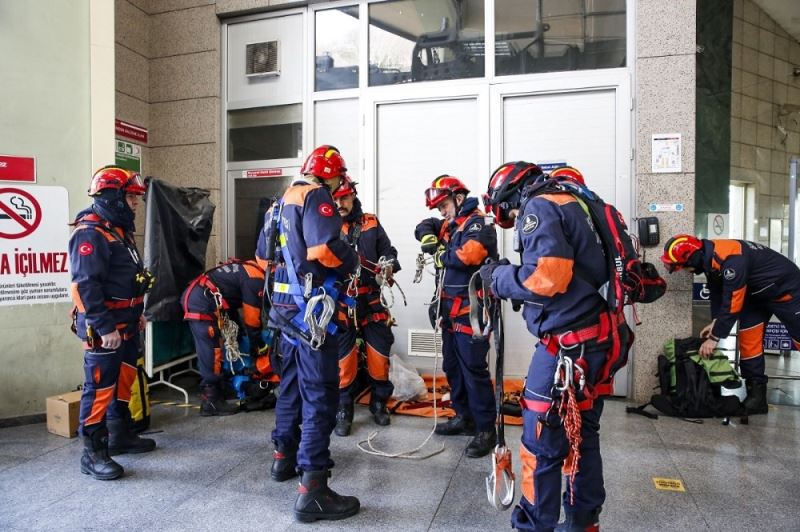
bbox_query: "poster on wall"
[651,133,682,173]
[0,185,71,306]
[116,140,141,173]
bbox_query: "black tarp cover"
[143,178,214,322]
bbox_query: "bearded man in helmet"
[330,176,401,436]
[265,145,361,523]
[413,175,499,459]
[661,233,800,414]
[68,166,156,480]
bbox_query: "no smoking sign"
[0,187,42,239]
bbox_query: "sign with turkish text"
[763,322,793,351]
[648,203,685,213]
[0,186,71,306]
[0,155,36,183]
[243,168,283,178]
[115,140,142,173]
[115,119,148,144]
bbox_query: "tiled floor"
[1,390,799,531]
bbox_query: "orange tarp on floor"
[357,374,524,426]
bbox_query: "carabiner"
[553,354,573,392]
[485,444,515,511]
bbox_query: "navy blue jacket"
[69,210,144,340]
[415,197,498,322]
[490,191,608,337]
[267,178,359,332]
[701,239,800,339]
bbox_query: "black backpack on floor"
[630,337,744,419]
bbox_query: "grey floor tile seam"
[655,423,713,531]
[425,446,467,532]
[0,438,75,472]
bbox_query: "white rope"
[356,268,446,460]
[220,314,242,371]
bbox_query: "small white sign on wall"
[708,213,729,238]
[651,133,682,173]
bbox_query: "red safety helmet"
[89,166,146,196]
[483,161,544,228]
[660,234,703,272]
[550,166,585,186]
[424,175,470,209]
[332,175,357,199]
[300,145,347,180]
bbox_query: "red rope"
[560,385,583,506]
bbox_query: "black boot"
[334,402,354,437]
[294,469,360,523]
[271,446,298,482]
[80,427,124,480]
[465,430,497,458]
[108,412,156,455]
[370,397,390,426]
[200,383,239,416]
[435,414,475,436]
[743,381,769,415]
[555,507,601,531]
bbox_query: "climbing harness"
[468,271,515,511]
[356,266,446,460]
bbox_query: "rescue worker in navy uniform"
[661,234,800,414]
[69,166,156,481]
[331,177,400,436]
[182,259,267,416]
[414,175,498,458]
[267,146,361,523]
[481,163,611,532]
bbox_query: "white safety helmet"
[720,379,747,403]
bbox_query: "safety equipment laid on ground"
[389,354,427,402]
[626,337,744,420]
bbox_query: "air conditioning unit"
[246,41,280,78]
[407,328,442,358]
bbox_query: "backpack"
[635,338,744,419]
[528,178,666,312]
[128,354,151,432]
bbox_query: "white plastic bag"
[389,354,427,402]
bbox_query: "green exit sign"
[115,140,141,173]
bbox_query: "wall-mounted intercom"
[637,216,660,247]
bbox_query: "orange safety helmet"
[424,175,470,209]
[660,234,703,272]
[332,175,357,199]
[300,145,347,180]
[483,161,544,228]
[89,166,146,196]
[550,166,585,186]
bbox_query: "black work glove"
[479,258,510,297]
[420,234,439,255]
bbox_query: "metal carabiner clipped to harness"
[303,291,335,350]
[485,444,516,510]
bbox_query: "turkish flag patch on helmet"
[318,203,334,217]
[78,242,94,256]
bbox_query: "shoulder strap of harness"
[75,214,144,269]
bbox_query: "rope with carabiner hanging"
[553,350,585,506]
[211,289,243,371]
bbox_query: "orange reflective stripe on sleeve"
[520,442,537,504]
[339,345,358,389]
[85,385,115,426]
[523,257,574,297]
[730,286,746,313]
[242,303,261,328]
[739,322,765,358]
[307,243,344,268]
[71,283,86,312]
[455,239,489,266]
[366,342,390,381]
[117,362,137,402]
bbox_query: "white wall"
[0,0,113,418]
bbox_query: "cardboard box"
[46,390,83,438]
